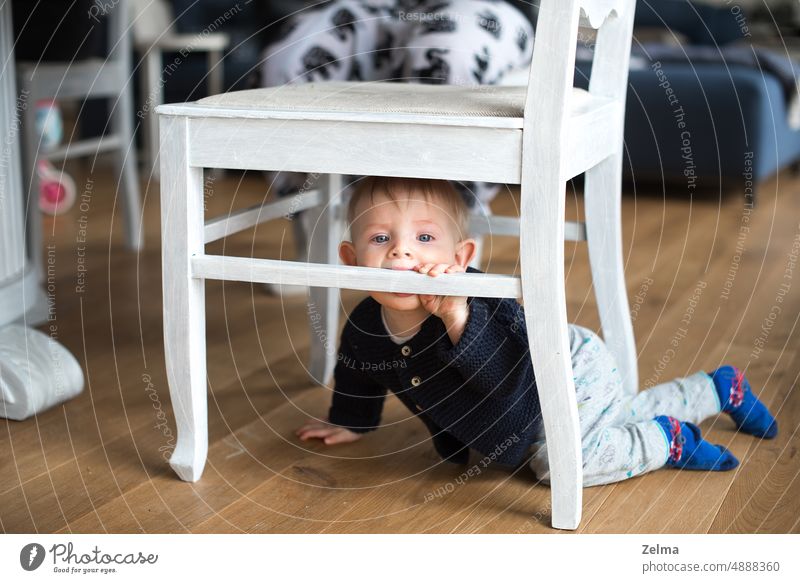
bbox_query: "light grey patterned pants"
[528,324,722,487]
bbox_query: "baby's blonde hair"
[346,176,469,240]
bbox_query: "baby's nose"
[390,244,412,257]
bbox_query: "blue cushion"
[575,61,800,191]
[635,0,746,46]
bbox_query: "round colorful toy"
[37,159,76,216]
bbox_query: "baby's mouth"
[386,265,416,296]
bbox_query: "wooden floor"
[2,163,799,534]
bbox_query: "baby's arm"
[412,265,533,399]
[296,329,388,445]
[437,296,534,400]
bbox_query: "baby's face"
[339,188,474,311]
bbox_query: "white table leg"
[159,114,207,482]
[520,176,583,530]
[584,151,638,396]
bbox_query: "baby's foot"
[709,365,778,439]
[654,415,739,471]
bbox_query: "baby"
[296,176,778,485]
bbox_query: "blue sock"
[708,365,778,439]
[654,415,739,471]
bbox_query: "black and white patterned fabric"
[259,0,534,210]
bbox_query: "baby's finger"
[299,428,335,440]
[445,265,465,273]
[324,432,354,445]
[417,263,433,274]
[428,263,449,276]
[420,294,439,306]
[295,421,325,434]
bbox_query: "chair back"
[524,0,636,178]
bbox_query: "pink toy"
[37,159,76,216]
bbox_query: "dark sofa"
[573,0,800,200]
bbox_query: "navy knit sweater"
[327,268,542,467]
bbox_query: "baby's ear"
[339,241,357,266]
[454,238,477,268]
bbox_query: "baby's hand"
[413,263,470,344]
[412,263,469,323]
[295,417,363,445]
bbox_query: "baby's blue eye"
[372,234,389,244]
[418,233,433,242]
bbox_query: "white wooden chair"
[17,0,142,272]
[157,0,637,530]
[130,0,230,178]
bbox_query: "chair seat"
[176,82,599,129]
[159,81,618,182]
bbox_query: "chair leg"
[159,115,207,482]
[279,208,313,296]
[204,50,226,182]
[114,70,143,250]
[584,152,638,396]
[306,174,342,386]
[469,235,484,270]
[141,49,162,179]
[468,204,489,270]
[520,176,582,530]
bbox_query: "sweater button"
[411,376,422,386]
[401,345,412,356]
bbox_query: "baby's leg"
[529,325,671,486]
[612,372,721,427]
[615,367,778,439]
